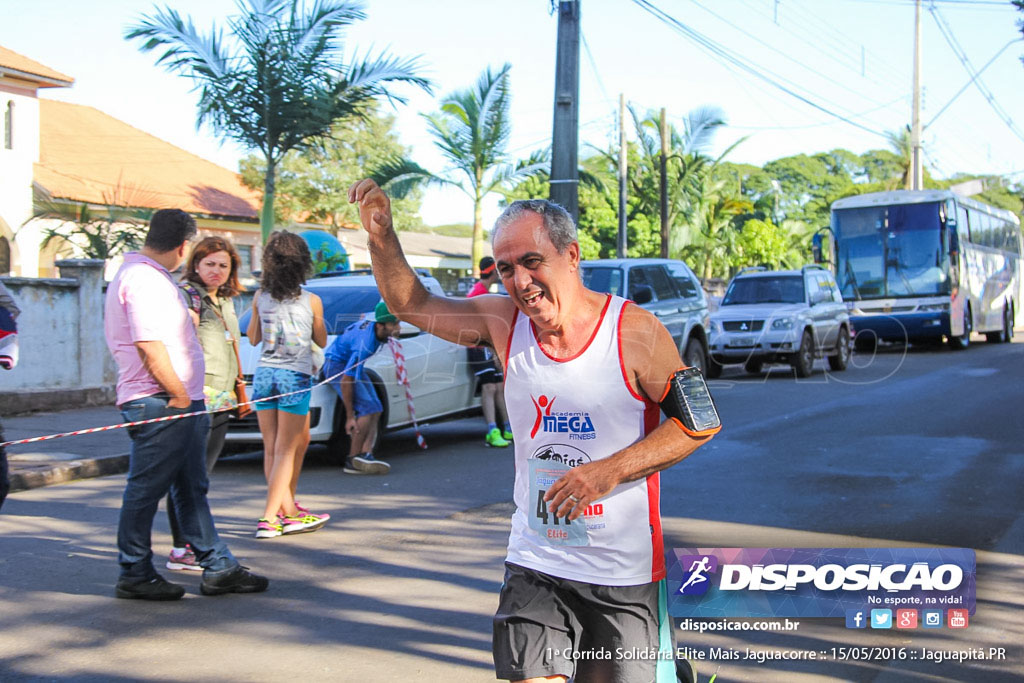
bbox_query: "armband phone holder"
[659,367,722,437]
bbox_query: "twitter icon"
[870,609,892,629]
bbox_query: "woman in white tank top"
[246,231,329,539]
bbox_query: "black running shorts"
[468,346,503,385]
[492,562,660,682]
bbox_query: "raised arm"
[348,179,515,351]
[544,304,718,520]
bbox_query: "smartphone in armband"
[659,367,722,437]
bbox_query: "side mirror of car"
[810,290,828,305]
[631,285,654,305]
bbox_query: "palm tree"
[885,127,913,190]
[33,180,158,260]
[591,105,733,256]
[373,64,544,276]
[126,0,430,242]
[687,174,753,281]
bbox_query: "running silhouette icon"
[677,554,718,595]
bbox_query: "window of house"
[236,245,254,277]
[0,237,9,274]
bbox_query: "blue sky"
[3,0,1022,228]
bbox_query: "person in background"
[104,208,267,600]
[323,301,400,474]
[466,256,512,448]
[164,236,244,571]
[247,231,329,539]
[0,280,20,512]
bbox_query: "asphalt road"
[1,337,1022,682]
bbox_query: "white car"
[225,272,481,460]
[707,265,851,378]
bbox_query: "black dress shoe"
[200,565,269,596]
[115,575,186,601]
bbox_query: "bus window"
[957,204,970,243]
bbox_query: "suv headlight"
[771,317,794,330]
[919,303,948,312]
[710,319,721,334]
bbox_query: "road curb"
[8,454,130,492]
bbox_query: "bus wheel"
[986,305,1012,344]
[948,305,971,350]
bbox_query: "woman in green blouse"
[165,235,244,572]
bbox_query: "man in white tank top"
[347,179,717,683]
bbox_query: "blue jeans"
[117,395,237,581]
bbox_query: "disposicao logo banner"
[667,548,976,618]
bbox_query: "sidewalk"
[3,404,132,492]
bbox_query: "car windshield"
[239,285,381,336]
[722,276,804,305]
[580,265,624,297]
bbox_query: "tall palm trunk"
[472,189,484,278]
[261,157,277,243]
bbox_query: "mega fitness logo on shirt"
[530,395,597,440]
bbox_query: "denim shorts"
[252,367,313,415]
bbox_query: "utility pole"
[910,0,923,190]
[550,0,580,221]
[617,94,628,258]
[659,108,669,258]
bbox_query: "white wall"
[0,81,40,276]
[0,260,116,409]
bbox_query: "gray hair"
[491,199,577,253]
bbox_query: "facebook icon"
[846,609,867,629]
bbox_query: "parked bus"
[827,190,1021,350]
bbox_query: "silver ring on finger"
[568,494,580,503]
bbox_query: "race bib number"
[527,458,589,546]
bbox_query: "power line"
[630,0,891,139]
[683,0,900,109]
[763,0,910,94]
[928,4,1024,146]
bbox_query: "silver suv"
[708,265,851,377]
[580,258,711,374]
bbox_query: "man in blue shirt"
[324,300,401,474]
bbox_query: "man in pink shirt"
[105,209,267,600]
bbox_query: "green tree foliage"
[501,156,660,260]
[732,219,788,270]
[238,103,424,231]
[126,0,429,243]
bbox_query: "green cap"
[375,300,397,324]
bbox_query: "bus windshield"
[833,202,949,299]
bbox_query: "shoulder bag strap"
[208,301,245,382]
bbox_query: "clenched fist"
[348,179,394,237]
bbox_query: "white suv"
[225,273,481,460]
[708,265,851,377]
